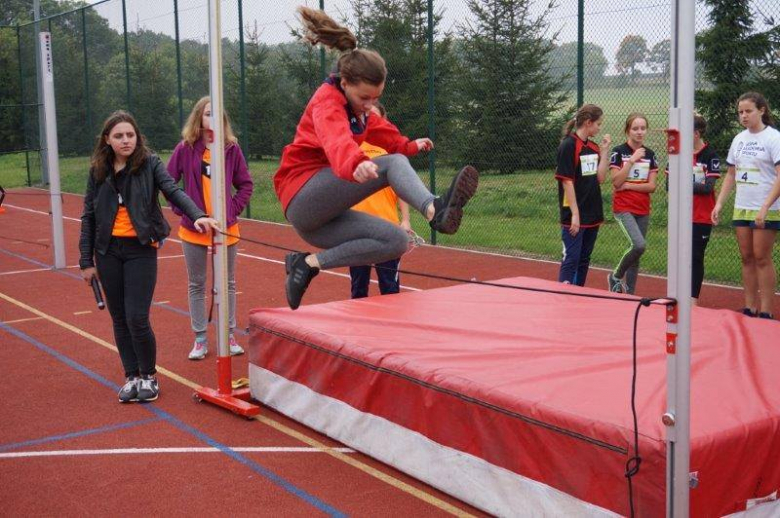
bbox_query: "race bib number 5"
[736,165,759,185]
[627,161,650,182]
[580,153,599,176]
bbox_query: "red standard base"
[195,355,260,418]
[194,386,260,417]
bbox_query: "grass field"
[3,144,774,286]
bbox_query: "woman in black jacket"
[79,111,218,404]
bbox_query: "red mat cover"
[248,277,780,516]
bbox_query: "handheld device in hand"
[91,277,105,310]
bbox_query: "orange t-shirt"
[178,148,240,246]
[112,202,160,248]
[112,206,136,237]
[351,142,400,224]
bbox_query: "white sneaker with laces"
[188,339,208,360]
[229,335,244,356]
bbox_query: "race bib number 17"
[580,154,598,176]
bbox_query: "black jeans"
[692,223,712,299]
[95,237,158,378]
[349,258,401,298]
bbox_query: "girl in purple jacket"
[167,97,254,360]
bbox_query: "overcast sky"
[80,0,778,74]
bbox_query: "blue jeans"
[349,258,401,298]
[559,226,600,286]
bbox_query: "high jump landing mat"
[247,276,780,517]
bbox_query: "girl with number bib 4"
[555,104,612,286]
[607,113,659,295]
[712,92,780,320]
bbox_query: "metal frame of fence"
[1,0,778,285]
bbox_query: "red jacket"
[274,81,419,214]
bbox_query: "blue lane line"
[0,418,160,452]
[0,322,346,517]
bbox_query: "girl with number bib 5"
[712,92,780,320]
[607,113,659,295]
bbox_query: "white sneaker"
[188,340,208,360]
[229,335,245,356]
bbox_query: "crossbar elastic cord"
[217,229,674,307]
[207,233,217,324]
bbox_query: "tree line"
[1,0,777,174]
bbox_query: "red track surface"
[0,188,774,515]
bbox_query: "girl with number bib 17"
[555,104,612,286]
[712,92,780,319]
[607,113,659,295]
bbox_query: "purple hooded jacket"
[166,139,254,231]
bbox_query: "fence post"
[122,0,132,112]
[319,0,326,80]
[174,0,184,128]
[82,8,92,151]
[427,0,437,245]
[17,26,32,186]
[576,0,584,108]
[238,0,250,218]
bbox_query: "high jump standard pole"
[665,0,695,514]
[195,0,259,418]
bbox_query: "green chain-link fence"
[1,0,778,286]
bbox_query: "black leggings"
[692,223,712,299]
[95,237,158,378]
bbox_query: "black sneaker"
[118,377,139,403]
[758,312,774,320]
[137,375,159,402]
[741,307,758,317]
[429,165,479,234]
[285,252,319,310]
[607,273,626,293]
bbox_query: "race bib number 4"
[627,161,650,182]
[736,165,759,185]
[693,164,705,185]
[580,153,599,176]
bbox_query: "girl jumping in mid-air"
[275,6,478,309]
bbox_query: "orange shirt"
[179,148,240,246]
[112,206,136,237]
[351,142,401,224]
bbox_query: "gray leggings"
[181,240,237,337]
[286,154,435,270]
[613,212,649,295]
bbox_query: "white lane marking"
[0,267,52,276]
[0,446,355,459]
[0,317,45,324]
